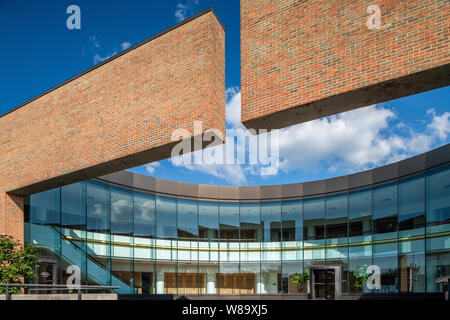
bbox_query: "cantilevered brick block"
[0,9,225,240]
[241,0,450,129]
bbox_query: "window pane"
[219,202,239,242]
[156,196,177,239]
[87,181,110,232]
[111,187,133,235]
[261,201,281,242]
[177,198,198,240]
[373,184,397,234]
[61,182,86,228]
[134,192,155,238]
[399,176,425,231]
[326,195,348,239]
[240,202,261,242]
[30,188,60,225]
[199,201,218,241]
[349,190,372,237]
[281,200,302,241]
[426,167,450,229]
[304,198,325,240]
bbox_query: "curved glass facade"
[24,165,450,296]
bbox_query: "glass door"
[313,268,335,299]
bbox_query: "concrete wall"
[241,0,450,129]
[0,9,225,241]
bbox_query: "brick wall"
[0,10,225,241]
[241,0,450,129]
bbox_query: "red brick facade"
[241,0,450,129]
[0,10,225,241]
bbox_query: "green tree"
[290,269,310,293]
[0,234,39,294]
[351,265,370,291]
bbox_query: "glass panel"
[86,181,111,286]
[304,198,325,279]
[373,184,398,235]
[61,182,87,285]
[61,182,86,229]
[426,167,450,231]
[349,190,372,238]
[199,201,219,241]
[261,201,281,294]
[373,242,398,293]
[219,202,240,242]
[303,198,325,240]
[156,196,177,240]
[133,192,155,238]
[177,199,198,240]
[30,188,60,226]
[240,202,261,242]
[110,187,133,293]
[399,176,425,231]
[133,192,155,294]
[326,194,348,239]
[349,243,372,293]
[29,188,61,262]
[219,202,239,293]
[399,239,425,292]
[240,202,260,294]
[281,200,303,294]
[111,187,133,236]
[198,201,219,294]
[177,199,199,294]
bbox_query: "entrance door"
[313,269,335,300]
[36,260,57,294]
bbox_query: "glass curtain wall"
[24,165,450,295]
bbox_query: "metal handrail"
[0,283,120,300]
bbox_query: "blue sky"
[1,0,449,186]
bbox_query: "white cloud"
[145,162,161,174]
[174,1,200,22]
[93,52,117,64]
[277,104,448,175]
[175,3,189,22]
[428,108,450,140]
[226,87,241,128]
[121,42,131,50]
[160,88,449,184]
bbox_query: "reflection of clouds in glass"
[136,200,155,223]
[112,199,132,222]
[92,203,105,216]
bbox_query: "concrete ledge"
[0,293,117,300]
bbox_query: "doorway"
[35,256,58,294]
[310,266,341,300]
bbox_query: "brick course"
[241,0,450,129]
[0,10,225,241]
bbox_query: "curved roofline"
[95,143,450,201]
